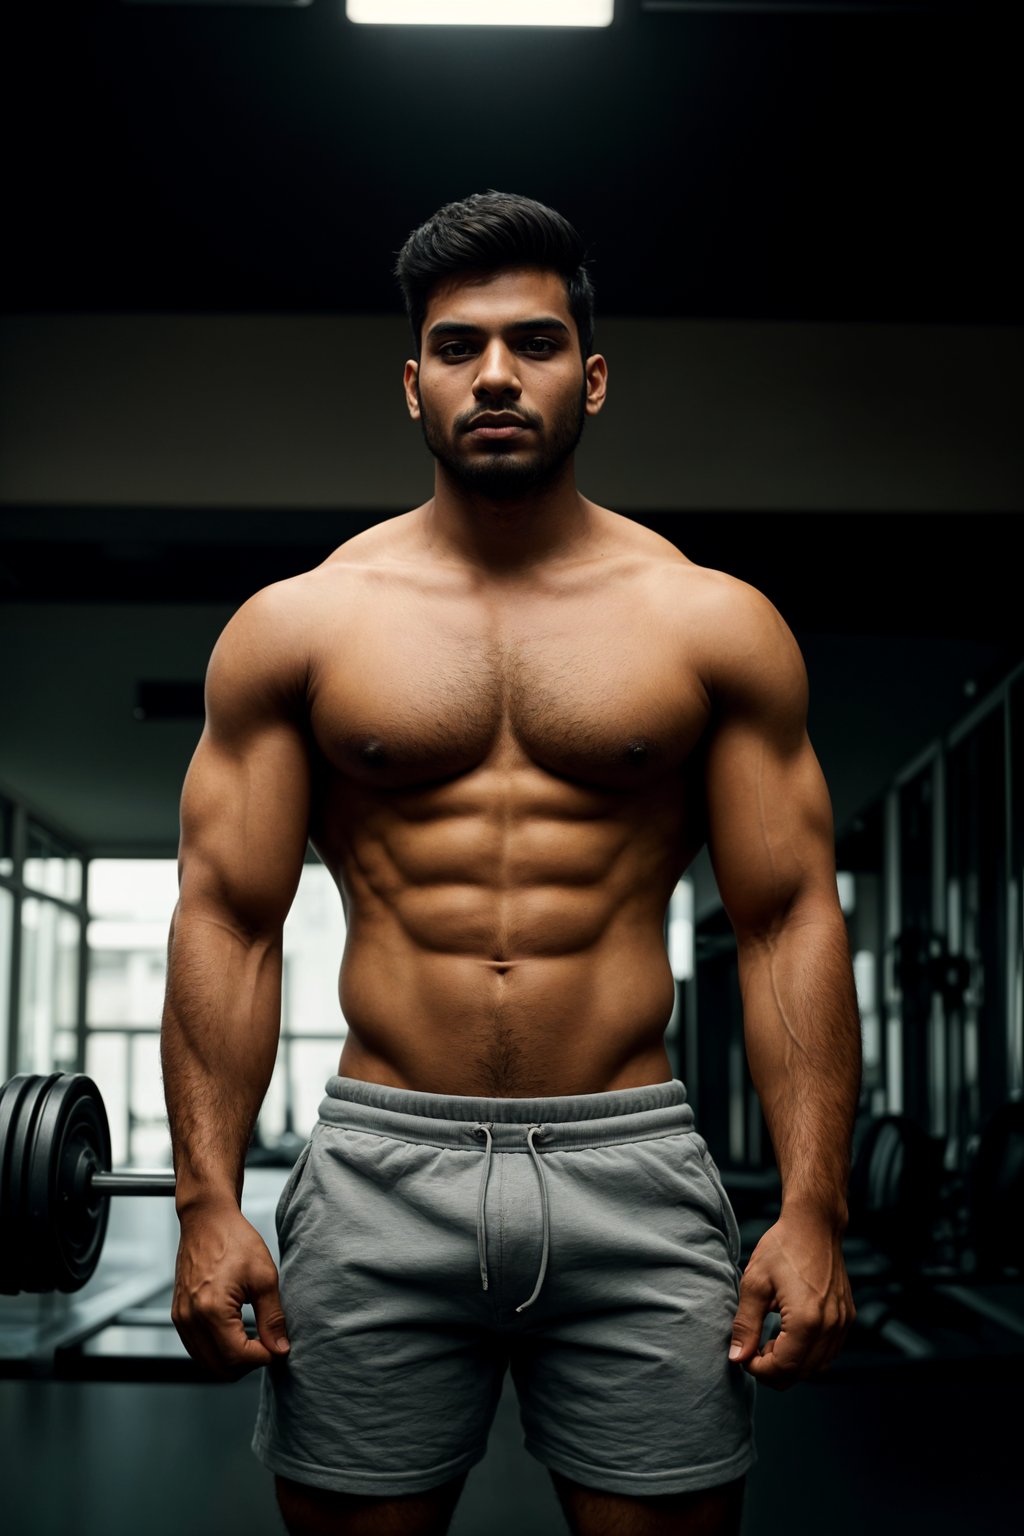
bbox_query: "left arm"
[701,578,862,1388]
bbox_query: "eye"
[521,337,557,354]
[439,341,475,360]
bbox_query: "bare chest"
[309,589,710,792]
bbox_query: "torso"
[295,505,725,1097]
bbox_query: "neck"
[419,464,595,577]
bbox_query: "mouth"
[466,414,532,439]
[468,424,529,439]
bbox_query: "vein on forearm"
[161,908,282,1197]
[753,742,811,1062]
[739,913,861,1219]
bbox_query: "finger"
[744,1333,803,1390]
[179,1300,273,1380]
[729,1281,773,1364]
[749,1313,842,1386]
[810,1296,856,1373]
[252,1277,291,1358]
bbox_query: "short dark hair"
[394,190,596,361]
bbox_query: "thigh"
[550,1470,745,1536]
[253,1123,508,1495]
[511,1131,756,1497]
[276,1470,468,1536]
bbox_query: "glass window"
[291,1041,343,1132]
[52,1027,78,1074]
[0,886,13,1068]
[17,896,80,1074]
[282,860,347,1036]
[86,857,347,1161]
[87,860,179,1029]
[130,1032,168,1167]
[260,1038,345,1144]
[85,1031,129,1168]
[88,859,180,927]
[0,798,14,878]
[666,879,694,983]
[257,861,347,1142]
[24,820,83,903]
[87,858,346,1034]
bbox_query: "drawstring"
[516,1125,550,1313]
[473,1123,494,1290]
[472,1122,550,1312]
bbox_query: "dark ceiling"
[6,0,1020,322]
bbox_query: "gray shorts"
[252,1075,756,1499]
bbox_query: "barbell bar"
[0,1072,176,1296]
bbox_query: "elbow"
[171,897,284,954]
[730,883,846,953]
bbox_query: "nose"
[472,339,522,402]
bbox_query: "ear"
[403,359,421,420]
[584,354,608,417]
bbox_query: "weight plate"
[0,1077,38,1292]
[0,1075,59,1295]
[25,1074,111,1294]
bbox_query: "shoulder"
[213,521,403,656]
[657,561,808,725]
[208,520,415,693]
[205,569,329,725]
[212,573,311,670]
[593,513,806,697]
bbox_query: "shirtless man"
[162,191,861,1536]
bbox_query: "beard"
[416,375,589,502]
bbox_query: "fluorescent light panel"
[347,0,613,24]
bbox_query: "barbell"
[0,1071,176,1296]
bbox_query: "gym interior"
[1,5,1021,1535]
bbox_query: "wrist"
[174,1180,243,1219]
[779,1194,849,1233]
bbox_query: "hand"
[171,1198,291,1381]
[727,1208,855,1390]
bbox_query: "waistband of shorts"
[317,1075,696,1151]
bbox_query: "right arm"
[161,584,312,1378]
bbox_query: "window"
[86,857,347,1163]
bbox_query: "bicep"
[701,599,838,938]
[176,599,312,938]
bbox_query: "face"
[403,267,607,502]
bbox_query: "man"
[162,191,861,1536]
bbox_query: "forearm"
[161,901,283,1214]
[738,904,862,1229]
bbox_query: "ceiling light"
[347,0,613,24]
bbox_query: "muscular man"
[162,191,861,1536]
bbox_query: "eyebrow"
[425,317,571,343]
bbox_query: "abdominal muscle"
[326,766,689,1099]
[336,934,678,1099]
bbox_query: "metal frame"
[1004,686,1022,1100]
[883,785,902,1115]
[0,789,89,1084]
